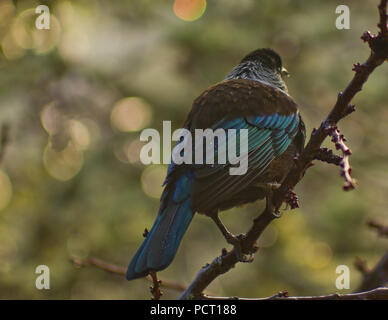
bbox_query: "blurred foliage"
[0,0,387,299]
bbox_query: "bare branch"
[149,271,162,300]
[314,147,342,166]
[357,251,388,292]
[70,256,187,292]
[367,219,388,237]
[354,256,371,277]
[200,287,388,300]
[325,126,356,190]
[354,220,388,292]
[71,256,126,275]
[378,0,388,38]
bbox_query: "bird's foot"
[265,182,281,217]
[233,234,255,263]
[210,213,254,263]
[225,233,254,263]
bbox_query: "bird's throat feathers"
[225,61,288,93]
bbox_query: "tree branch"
[354,256,371,277]
[326,126,356,190]
[314,147,342,166]
[70,256,187,293]
[179,0,388,300]
[354,219,388,292]
[149,271,163,300]
[356,251,388,292]
[367,219,388,238]
[200,287,388,300]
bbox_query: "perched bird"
[126,48,306,280]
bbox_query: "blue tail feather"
[126,173,194,280]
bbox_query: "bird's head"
[241,48,289,78]
[226,48,289,92]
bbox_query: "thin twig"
[72,256,126,275]
[149,271,162,300]
[354,256,371,277]
[200,287,388,300]
[314,147,342,166]
[70,256,187,292]
[325,126,356,190]
[367,219,388,237]
[357,251,388,292]
[354,220,388,291]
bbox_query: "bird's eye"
[281,67,290,77]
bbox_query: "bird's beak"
[281,67,290,77]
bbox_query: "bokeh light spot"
[57,1,92,64]
[0,1,20,60]
[41,102,61,135]
[0,170,12,211]
[141,165,165,198]
[68,120,90,150]
[0,0,14,30]
[114,139,146,165]
[126,140,146,165]
[113,141,129,164]
[12,9,61,54]
[34,15,62,54]
[111,97,152,132]
[1,31,25,60]
[174,0,207,22]
[43,142,84,181]
[12,9,35,49]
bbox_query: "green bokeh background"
[0,0,387,299]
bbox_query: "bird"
[126,48,306,281]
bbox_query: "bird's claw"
[227,234,254,263]
[210,213,255,262]
[265,183,281,217]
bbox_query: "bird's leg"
[210,213,239,246]
[209,212,253,262]
[264,182,281,217]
